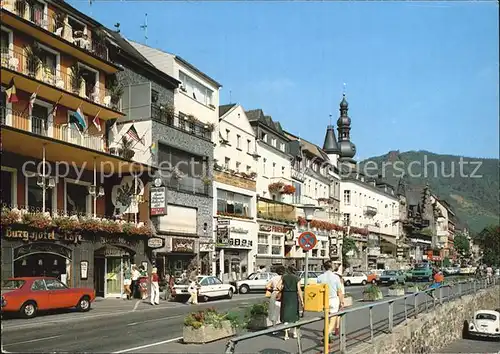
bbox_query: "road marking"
[127,315,182,326]
[132,300,141,312]
[113,337,183,353]
[3,335,62,347]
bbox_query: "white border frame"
[30,98,54,137]
[77,62,99,100]
[63,178,91,215]
[1,26,14,126]
[24,171,58,213]
[1,166,18,207]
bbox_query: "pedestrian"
[266,266,284,331]
[186,274,199,305]
[331,267,345,336]
[317,260,344,343]
[139,265,148,300]
[123,263,132,300]
[150,267,160,305]
[279,265,304,340]
[131,264,140,299]
[486,265,493,284]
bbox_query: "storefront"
[216,235,253,282]
[167,236,198,278]
[255,222,295,270]
[1,226,151,298]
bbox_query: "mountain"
[359,150,499,233]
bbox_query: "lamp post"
[88,158,104,218]
[298,204,321,290]
[37,144,55,213]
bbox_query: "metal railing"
[225,277,498,354]
[163,175,210,196]
[151,104,213,141]
[1,107,105,152]
[2,0,109,61]
[1,48,113,107]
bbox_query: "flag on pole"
[5,78,18,103]
[50,94,63,117]
[111,120,119,136]
[126,124,144,144]
[28,91,37,116]
[70,107,86,133]
[92,109,102,132]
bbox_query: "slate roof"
[285,132,329,161]
[219,104,236,118]
[246,109,287,137]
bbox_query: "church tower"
[337,93,357,170]
[322,114,340,167]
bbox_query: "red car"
[1,277,95,319]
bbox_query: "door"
[45,278,72,308]
[255,273,270,290]
[30,279,50,310]
[31,104,49,136]
[210,276,226,297]
[106,257,122,297]
[94,257,105,297]
[198,277,212,298]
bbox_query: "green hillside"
[359,150,499,233]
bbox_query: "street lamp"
[88,185,105,218]
[298,204,322,290]
[37,175,55,213]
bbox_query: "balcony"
[151,104,213,142]
[257,198,296,223]
[1,0,118,73]
[291,168,305,182]
[364,206,378,216]
[212,166,256,192]
[1,48,122,119]
[367,247,381,257]
[164,175,209,196]
[1,107,105,152]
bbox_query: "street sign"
[298,231,317,251]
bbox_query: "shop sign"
[150,187,166,216]
[217,221,230,245]
[3,229,82,244]
[172,238,195,253]
[216,238,253,249]
[284,229,295,246]
[100,236,138,248]
[259,224,293,234]
[147,237,164,249]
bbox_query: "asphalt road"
[435,338,500,353]
[0,281,481,353]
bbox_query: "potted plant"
[362,285,383,301]
[69,63,84,94]
[106,74,124,108]
[268,182,284,193]
[183,308,237,344]
[205,123,215,132]
[406,283,419,293]
[282,184,296,195]
[343,293,353,307]
[24,43,42,78]
[388,283,405,297]
[53,11,66,36]
[119,136,135,160]
[246,302,269,330]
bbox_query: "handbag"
[275,277,283,302]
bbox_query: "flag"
[111,120,118,136]
[28,91,37,116]
[126,124,144,144]
[70,109,86,133]
[5,78,18,103]
[92,109,102,132]
[50,94,63,117]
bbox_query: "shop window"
[26,176,53,211]
[217,189,251,217]
[257,233,269,254]
[271,235,282,255]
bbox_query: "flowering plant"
[22,212,53,230]
[1,207,22,226]
[268,182,284,193]
[53,216,81,233]
[297,216,343,231]
[217,211,253,220]
[80,217,103,233]
[350,226,369,236]
[282,184,296,195]
[100,220,122,234]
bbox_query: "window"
[246,165,251,172]
[271,138,277,147]
[247,139,251,152]
[217,189,251,217]
[271,236,282,255]
[344,190,351,205]
[235,162,241,172]
[77,63,99,101]
[179,71,213,106]
[292,182,301,204]
[262,158,266,174]
[343,213,350,226]
[258,233,269,254]
[65,181,90,215]
[280,142,285,152]
[224,157,230,169]
[26,175,53,211]
[226,129,230,141]
[45,279,67,290]
[261,132,267,142]
[272,162,276,176]
[31,279,47,291]
[236,134,241,149]
[281,166,285,176]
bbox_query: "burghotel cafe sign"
[3,229,82,244]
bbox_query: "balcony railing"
[151,104,213,141]
[2,0,109,61]
[1,107,105,152]
[164,175,209,196]
[364,205,378,216]
[257,198,296,223]
[291,168,305,182]
[1,48,115,108]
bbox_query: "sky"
[70,0,499,160]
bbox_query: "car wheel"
[371,279,377,284]
[344,280,351,286]
[77,296,91,312]
[239,284,250,294]
[227,288,234,299]
[361,280,367,285]
[20,301,37,319]
[462,320,470,339]
[202,295,210,302]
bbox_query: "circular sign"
[154,178,162,187]
[298,231,317,251]
[147,237,164,249]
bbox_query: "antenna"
[343,82,347,96]
[140,13,148,44]
[229,90,232,104]
[329,114,332,126]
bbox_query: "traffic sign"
[298,231,317,251]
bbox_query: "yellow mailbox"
[304,283,329,312]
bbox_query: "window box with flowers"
[350,226,369,237]
[216,211,253,220]
[297,216,343,232]
[268,182,285,193]
[281,184,296,195]
[183,308,242,344]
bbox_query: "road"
[435,338,500,353]
[0,281,478,353]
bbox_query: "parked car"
[1,277,95,319]
[297,271,321,287]
[365,271,379,284]
[379,270,406,285]
[343,272,368,286]
[231,272,278,294]
[172,275,234,302]
[443,267,460,276]
[411,263,433,282]
[463,309,500,340]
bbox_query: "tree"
[474,225,500,266]
[454,232,470,260]
[342,237,358,270]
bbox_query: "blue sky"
[71,1,499,159]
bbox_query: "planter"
[183,320,235,344]
[388,288,405,297]
[406,287,419,293]
[362,290,383,302]
[343,296,353,307]
[247,314,270,330]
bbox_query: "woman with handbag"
[279,265,304,340]
[266,266,285,330]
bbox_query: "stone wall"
[350,285,500,354]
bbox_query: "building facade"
[1,0,153,298]
[213,104,258,280]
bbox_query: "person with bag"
[266,266,285,330]
[279,265,304,340]
[317,260,344,343]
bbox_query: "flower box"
[183,320,235,344]
[362,286,383,301]
[388,288,405,297]
[406,286,419,293]
[247,314,270,330]
[343,296,353,307]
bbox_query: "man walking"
[317,260,344,343]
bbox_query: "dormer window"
[261,132,268,142]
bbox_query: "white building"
[213,104,259,280]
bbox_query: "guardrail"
[225,277,498,354]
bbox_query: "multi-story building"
[429,195,457,262]
[1,1,154,297]
[246,109,296,269]
[105,34,217,277]
[213,103,258,280]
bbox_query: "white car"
[232,272,278,294]
[173,275,234,302]
[343,272,368,286]
[297,271,321,287]
[464,309,500,340]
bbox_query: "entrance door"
[106,257,122,297]
[94,257,105,297]
[31,104,49,136]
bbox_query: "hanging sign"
[150,187,166,215]
[147,237,164,249]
